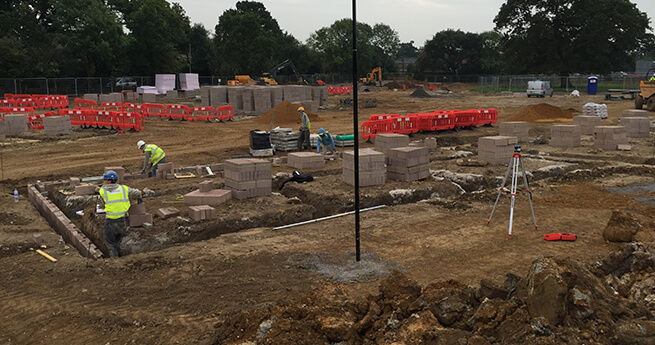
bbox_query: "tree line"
[1,0,652,80]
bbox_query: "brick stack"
[270,128,300,151]
[424,137,437,149]
[387,147,430,181]
[342,149,386,186]
[5,114,28,134]
[287,152,325,169]
[572,115,602,135]
[283,86,302,102]
[75,184,97,196]
[83,93,99,103]
[209,163,224,178]
[224,158,272,200]
[184,180,232,206]
[620,117,650,138]
[297,100,319,113]
[109,93,122,102]
[499,122,529,142]
[242,88,254,114]
[228,87,244,112]
[621,109,649,118]
[0,119,6,140]
[593,126,628,150]
[166,90,178,99]
[270,86,283,107]
[253,88,271,115]
[104,166,126,184]
[375,133,410,155]
[550,125,581,148]
[142,93,156,103]
[44,115,72,136]
[157,207,180,219]
[129,202,153,227]
[319,86,329,108]
[478,136,519,164]
[188,205,216,221]
[156,163,175,179]
[99,94,112,103]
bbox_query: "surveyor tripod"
[487,145,538,239]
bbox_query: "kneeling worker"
[137,140,166,177]
[317,128,336,155]
[99,170,142,258]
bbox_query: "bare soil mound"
[386,80,425,90]
[255,100,320,126]
[214,244,655,345]
[509,103,573,123]
[410,89,432,98]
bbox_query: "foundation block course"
[156,162,175,179]
[594,126,628,151]
[572,115,602,135]
[550,125,581,148]
[188,205,217,222]
[287,152,325,170]
[620,117,650,138]
[75,184,97,196]
[499,122,529,142]
[375,133,410,155]
[478,136,518,165]
[622,109,649,118]
[223,158,272,200]
[387,146,430,182]
[342,149,386,187]
[184,189,232,206]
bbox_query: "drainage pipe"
[272,205,387,231]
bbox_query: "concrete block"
[142,93,156,103]
[129,214,153,227]
[199,180,213,193]
[129,203,147,215]
[424,137,437,149]
[104,166,125,184]
[166,90,178,99]
[75,185,97,196]
[69,177,81,186]
[5,114,28,134]
[157,207,180,219]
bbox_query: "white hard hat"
[137,140,145,149]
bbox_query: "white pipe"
[272,205,387,230]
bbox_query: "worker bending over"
[317,128,336,155]
[137,140,166,177]
[99,170,142,258]
[297,107,311,151]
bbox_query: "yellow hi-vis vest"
[100,185,131,219]
[145,144,165,165]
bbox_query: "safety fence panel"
[142,103,165,118]
[166,104,189,120]
[49,95,69,108]
[474,109,498,125]
[74,98,98,110]
[454,111,477,127]
[392,115,419,134]
[0,107,36,121]
[216,105,234,121]
[27,111,58,129]
[431,113,455,131]
[188,106,215,122]
[119,112,144,132]
[328,86,353,95]
[99,102,123,111]
[361,114,397,139]
[123,103,144,116]
[0,99,14,107]
[3,94,69,109]
[94,111,114,128]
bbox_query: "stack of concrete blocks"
[224,158,272,200]
[210,163,224,178]
[104,166,126,184]
[620,117,650,138]
[110,93,122,102]
[593,126,628,150]
[270,128,300,151]
[287,152,325,169]
[550,125,581,148]
[157,207,180,219]
[188,205,216,222]
[179,73,200,91]
[424,137,437,149]
[184,180,232,206]
[572,115,602,135]
[228,86,244,112]
[242,88,255,114]
[155,74,176,94]
[387,147,430,181]
[75,184,97,196]
[201,86,228,107]
[142,93,156,103]
[375,133,410,156]
[83,93,99,104]
[478,136,519,165]
[270,86,284,107]
[4,114,28,135]
[622,109,649,118]
[99,94,113,104]
[319,86,329,108]
[166,90,178,99]
[0,118,6,139]
[156,162,175,179]
[499,122,529,142]
[253,87,272,115]
[283,86,302,102]
[128,202,153,227]
[43,115,72,136]
[342,149,386,187]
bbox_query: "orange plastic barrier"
[0,99,14,107]
[0,107,36,120]
[123,103,144,115]
[99,102,123,111]
[3,94,69,109]
[188,106,215,122]
[328,86,353,95]
[361,114,397,139]
[454,110,477,127]
[475,109,498,125]
[142,103,165,118]
[27,111,58,129]
[119,112,144,132]
[166,104,189,120]
[49,95,69,109]
[391,115,419,134]
[216,105,234,121]
[74,98,98,110]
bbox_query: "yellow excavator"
[361,67,382,86]
[636,68,655,112]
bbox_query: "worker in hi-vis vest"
[137,140,166,177]
[99,170,142,257]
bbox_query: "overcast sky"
[180,0,655,46]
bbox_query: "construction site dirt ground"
[1,86,655,344]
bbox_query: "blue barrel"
[587,76,598,95]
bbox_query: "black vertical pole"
[352,0,361,262]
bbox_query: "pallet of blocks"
[342,149,386,187]
[550,125,581,148]
[620,117,650,138]
[387,146,430,181]
[287,152,325,170]
[593,126,628,151]
[184,180,232,206]
[478,136,518,165]
[270,128,300,151]
[374,133,410,155]
[572,116,601,135]
[499,122,529,142]
[224,158,272,200]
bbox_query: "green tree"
[370,23,401,71]
[187,24,217,75]
[417,29,485,76]
[494,0,654,79]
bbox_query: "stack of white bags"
[179,73,200,91]
[582,102,608,119]
[155,74,176,94]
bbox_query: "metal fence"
[0,73,645,97]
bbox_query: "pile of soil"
[508,103,573,123]
[214,244,655,345]
[410,89,432,98]
[255,100,320,126]
[385,80,425,90]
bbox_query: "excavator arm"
[270,59,302,83]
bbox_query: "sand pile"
[255,100,320,126]
[509,103,573,123]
